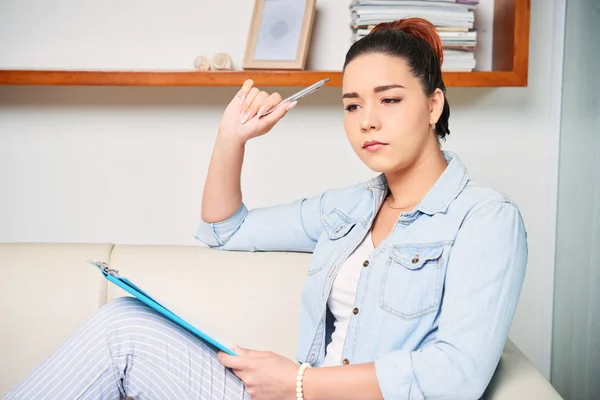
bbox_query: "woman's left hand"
[218,346,299,400]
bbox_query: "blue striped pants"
[3,297,251,400]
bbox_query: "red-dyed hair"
[370,17,444,66]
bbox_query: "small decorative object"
[212,52,234,70]
[193,56,211,71]
[243,0,316,70]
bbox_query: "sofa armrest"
[485,339,562,399]
[0,243,113,397]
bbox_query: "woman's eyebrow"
[342,84,406,99]
[373,84,405,93]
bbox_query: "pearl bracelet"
[296,362,311,400]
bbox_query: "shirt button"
[343,359,350,365]
[353,307,359,315]
[363,260,369,267]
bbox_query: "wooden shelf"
[0,70,527,87]
[0,0,530,88]
[0,70,339,87]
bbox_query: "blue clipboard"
[88,259,237,356]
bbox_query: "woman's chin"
[362,159,398,174]
[361,155,414,175]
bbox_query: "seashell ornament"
[193,56,211,71]
[212,53,233,70]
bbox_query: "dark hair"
[343,18,450,140]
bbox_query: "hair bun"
[371,17,444,66]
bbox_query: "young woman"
[4,18,527,400]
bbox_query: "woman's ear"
[429,88,445,126]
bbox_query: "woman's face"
[342,52,444,173]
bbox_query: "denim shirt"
[195,151,528,400]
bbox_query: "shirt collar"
[366,150,469,215]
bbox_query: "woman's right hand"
[218,79,296,144]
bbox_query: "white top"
[323,231,374,366]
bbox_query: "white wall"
[0,0,562,377]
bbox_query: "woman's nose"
[360,112,381,132]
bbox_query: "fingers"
[235,347,266,358]
[217,347,267,370]
[258,99,296,126]
[286,100,298,111]
[218,351,246,370]
[241,90,269,123]
[239,87,259,122]
[258,92,284,117]
[236,79,255,104]
[236,80,289,125]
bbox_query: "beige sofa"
[0,243,562,399]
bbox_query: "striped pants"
[3,297,251,400]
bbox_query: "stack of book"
[350,0,479,72]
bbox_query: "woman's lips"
[363,140,388,152]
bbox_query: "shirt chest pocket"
[380,244,445,320]
[321,208,362,240]
[308,209,363,275]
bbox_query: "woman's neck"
[384,150,448,208]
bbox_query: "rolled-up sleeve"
[195,191,328,253]
[374,200,528,399]
[195,202,250,248]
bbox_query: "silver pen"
[260,78,330,117]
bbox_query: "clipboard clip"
[88,259,120,278]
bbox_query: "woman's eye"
[382,98,401,104]
[345,104,359,112]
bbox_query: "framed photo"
[243,0,317,70]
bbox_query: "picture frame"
[243,0,317,70]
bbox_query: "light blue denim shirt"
[195,151,528,400]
